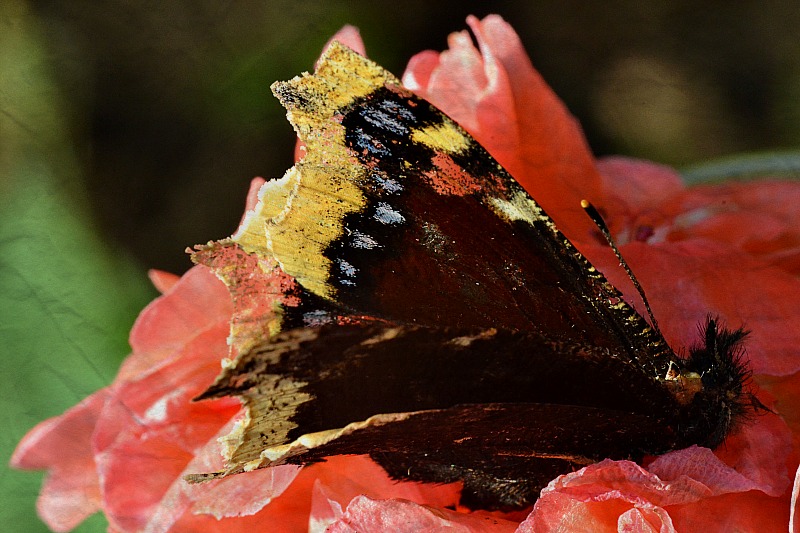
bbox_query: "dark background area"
[26,1,800,274]
[2,2,800,532]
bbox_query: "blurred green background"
[2,1,799,531]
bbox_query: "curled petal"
[141,414,302,532]
[11,392,109,532]
[648,442,786,498]
[521,461,690,532]
[93,347,241,531]
[308,455,461,531]
[522,433,792,531]
[327,495,518,533]
[323,25,366,59]
[403,15,604,240]
[147,270,181,295]
[121,266,232,381]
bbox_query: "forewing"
[233,42,673,376]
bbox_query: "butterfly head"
[680,317,753,448]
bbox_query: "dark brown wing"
[278,403,672,510]
[232,42,673,379]
[190,324,688,508]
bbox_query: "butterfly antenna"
[581,200,663,337]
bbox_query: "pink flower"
[12,14,800,532]
[12,266,242,531]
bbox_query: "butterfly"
[187,42,753,510]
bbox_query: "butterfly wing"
[190,324,683,509]
[233,42,674,378]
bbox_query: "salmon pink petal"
[11,392,104,471]
[327,495,519,533]
[112,325,234,422]
[148,466,302,533]
[663,180,800,274]
[596,157,685,209]
[595,157,686,242]
[667,490,790,532]
[169,457,459,533]
[520,461,684,532]
[91,374,240,531]
[121,266,232,380]
[152,446,450,531]
[312,455,460,507]
[710,410,792,497]
[520,490,675,532]
[137,414,301,532]
[403,15,604,239]
[155,466,314,533]
[147,270,181,294]
[95,409,242,532]
[100,433,193,531]
[520,432,791,530]
[11,262,238,531]
[323,25,366,58]
[11,391,109,532]
[192,466,302,520]
[402,50,439,92]
[89,281,240,531]
[404,25,487,134]
[593,159,800,276]
[310,480,345,532]
[563,460,711,505]
[92,382,239,531]
[167,463,336,532]
[586,240,800,376]
[758,371,800,453]
[618,508,667,533]
[647,444,779,497]
[307,455,461,530]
